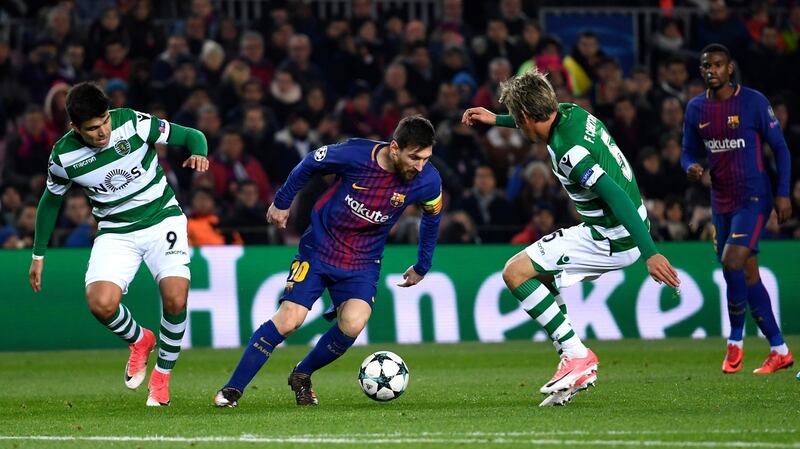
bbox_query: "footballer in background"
[28,82,209,406]
[214,116,443,408]
[682,44,793,374]
[463,68,680,406]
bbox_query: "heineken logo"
[104,169,134,191]
[114,139,132,156]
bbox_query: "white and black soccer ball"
[358,351,409,401]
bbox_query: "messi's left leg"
[294,270,376,377]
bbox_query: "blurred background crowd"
[0,0,799,250]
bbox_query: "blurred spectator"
[471,18,513,83]
[158,55,197,117]
[58,191,94,247]
[92,38,131,81]
[484,125,525,186]
[266,24,295,69]
[195,104,223,152]
[172,85,211,127]
[184,14,210,58]
[472,57,511,111]
[694,0,751,60]
[455,165,519,242]
[404,43,437,107]
[372,63,409,115]
[662,196,689,241]
[106,79,128,109]
[439,210,480,243]
[279,34,325,92]
[223,180,278,245]
[125,0,165,61]
[43,81,70,135]
[187,187,241,246]
[296,86,328,128]
[240,30,274,88]
[216,59,251,119]
[153,35,190,83]
[625,66,656,120]
[1,201,36,249]
[512,161,563,222]
[511,206,557,245]
[41,3,81,54]
[273,115,321,184]
[636,146,667,200]
[21,38,62,105]
[59,43,90,85]
[87,7,129,65]
[439,120,485,192]
[339,80,381,138]
[650,96,684,143]
[3,105,55,193]
[191,0,220,38]
[654,57,688,104]
[744,2,772,45]
[563,31,605,97]
[199,40,226,87]
[268,69,303,124]
[215,17,241,58]
[781,5,800,53]
[610,95,644,161]
[0,39,29,126]
[241,105,276,168]
[226,79,267,124]
[651,17,687,63]
[742,25,787,97]
[437,0,472,42]
[208,128,272,202]
[429,83,462,126]
[499,0,528,36]
[0,185,23,226]
[659,132,687,194]
[593,57,624,120]
[510,20,542,71]
[127,59,155,110]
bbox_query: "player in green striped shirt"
[27,82,209,407]
[463,68,680,406]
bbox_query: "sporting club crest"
[727,115,740,129]
[114,139,132,156]
[389,192,405,208]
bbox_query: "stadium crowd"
[1,0,799,249]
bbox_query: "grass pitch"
[1,338,799,449]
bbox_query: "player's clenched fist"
[266,203,290,229]
[686,163,704,182]
[462,107,497,126]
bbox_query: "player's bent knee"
[272,302,309,336]
[159,276,189,314]
[502,253,536,289]
[338,314,369,338]
[85,282,122,320]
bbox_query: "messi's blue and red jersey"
[682,85,791,214]
[273,138,443,273]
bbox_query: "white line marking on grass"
[0,435,798,448]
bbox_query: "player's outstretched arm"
[167,123,209,172]
[462,107,498,126]
[29,190,65,292]
[593,175,680,288]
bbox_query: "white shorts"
[523,223,640,289]
[85,214,191,294]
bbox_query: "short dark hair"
[66,82,110,127]
[392,115,435,151]
[700,43,731,62]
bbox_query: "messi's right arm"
[273,143,350,210]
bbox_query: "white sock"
[560,335,588,359]
[771,344,789,355]
[727,339,743,349]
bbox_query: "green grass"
[1,338,799,449]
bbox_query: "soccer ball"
[358,351,409,401]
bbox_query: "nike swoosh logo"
[731,233,748,238]
[699,122,711,129]
[729,359,742,369]
[352,183,369,191]
[546,368,574,387]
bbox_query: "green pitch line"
[1,338,798,449]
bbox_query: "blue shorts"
[711,199,771,261]
[280,254,379,321]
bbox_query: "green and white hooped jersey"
[548,103,648,252]
[46,108,181,235]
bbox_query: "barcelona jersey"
[273,138,443,273]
